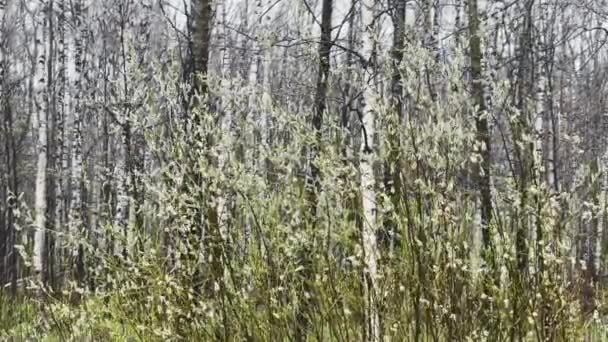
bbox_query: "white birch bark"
[424,0,440,101]
[535,0,549,186]
[546,108,558,191]
[535,73,546,178]
[33,1,48,283]
[259,32,272,188]
[533,62,546,276]
[600,154,608,276]
[69,0,84,264]
[216,0,231,238]
[247,49,258,123]
[54,0,67,283]
[113,8,133,258]
[538,0,558,193]
[454,0,462,48]
[599,17,608,274]
[360,0,380,340]
[342,0,358,163]
[243,0,261,251]
[238,0,250,80]
[113,127,129,258]
[246,0,260,129]
[594,19,604,278]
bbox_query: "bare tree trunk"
[3,106,19,296]
[99,45,112,259]
[293,2,334,339]
[467,0,493,257]
[424,0,440,102]
[54,0,67,289]
[307,0,332,221]
[341,0,358,164]
[187,0,221,302]
[192,0,212,101]
[246,0,260,176]
[592,18,604,299]
[538,0,558,193]
[1,13,18,292]
[0,0,7,288]
[33,0,49,288]
[45,0,56,289]
[511,1,535,339]
[390,0,406,119]
[454,0,462,49]
[69,0,85,286]
[216,0,232,240]
[513,0,534,275]
[533,6,549,283]
[360,1,380,340]
[113,133,128,258]
[113,6,129,258]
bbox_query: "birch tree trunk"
[69,0,85,284]
[247,0,259,142]
[592,18,604,293]
[601,148,608,279]
[538,0,558,193]
[341,0,358,164]
[511,1,535,338]
[45,0,56,287]
[242,0,260,254]
[260,6,272,185]
[1,0,18,293]
[533,18,548,282]
[513,0,534,276]
[54,0,67,289]
[360,1,380,340]
[3,89,18,295]
[248,0,270,185]
[99,44,112,258]
[467,0,493,256]
[307,0,332,218]
[113,5,130,258]
[33,0,49,287]
[390,0,405,118]
[189,0,221,299]
[424,0,440,102]
[0,0,7,288]
[216,0,232,237]
[113,133,128,258]
[192,0,212,100]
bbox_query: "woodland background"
[2,0,608,340]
